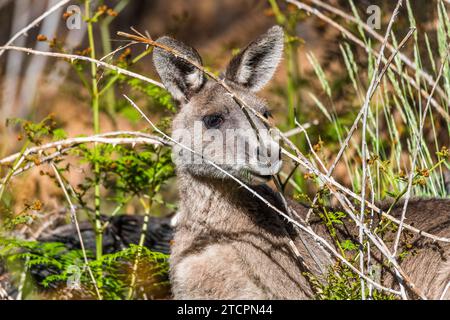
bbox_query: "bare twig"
[116,33,448,302]
[324,181,426,299]
[365,151,377,299]
[51,163,102,300]
[0,46,164,88]
[305,26,416,224]
[0,132,167,166]
[0,134,167,186]
[440,281,450,300]
[15,255,29,300]
[392,50,449,256]
[0,20,444,298]
[0,281,12,300]
[280,148,450,244]
[309,0,446,102]
[0,141,29,202]
[359,0,405,300]
[285,0,450,123]
[0,0,71,58]
[117,27,450,251]
[284,120,318,137]
[0,4,445,248]
[124,95,402,297]
[293,119,327,173]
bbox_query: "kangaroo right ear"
[153,37,206,103]
[225,26,284,92]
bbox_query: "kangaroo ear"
[153,36,206,103]
[225,26,284,92]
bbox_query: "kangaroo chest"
[170,184,318,299]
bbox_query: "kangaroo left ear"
[153,36,206,103]
[225,26,284,92]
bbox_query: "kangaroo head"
[153,26,284,186]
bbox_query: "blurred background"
[0,0,449,299]
[0,0,447,195]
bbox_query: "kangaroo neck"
[176,171,290,234]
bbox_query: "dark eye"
[263,110,272,119]
[203,114,224,129]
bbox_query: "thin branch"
[15,255,28,300]
[0,134,167,186]
[0,0,71,58]
[310,0,446,102]
[305,26,416,225]
[285,0,450,123]
[0,23,443,298]
[392,50,449,256]
[284,120,318,137]
[0,13,445,247]
[0,46,164,88]
[51,162,102,300]
[117,27,450,250]
[0,282,12,300]
[324,180,426,299]
[0,141,29,202]
[359,0,405,300]
[124,94,402,297]
[440,281,450,300]
[280,148,450,243]
[0,132,167,165]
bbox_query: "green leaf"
[52,128,68,140]
[120,106,141,123]
[340,240,358,251]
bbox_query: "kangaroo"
[152,26,450,299]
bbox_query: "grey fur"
[153,36,206,103]
[226,25,284,91]
[153,26,450,300]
